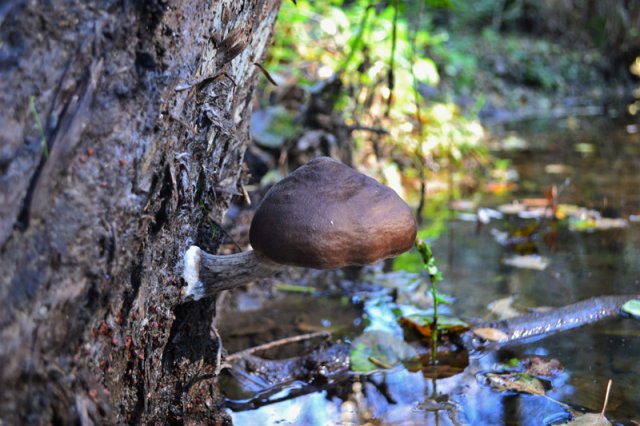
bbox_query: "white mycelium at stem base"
[181,245,285,300]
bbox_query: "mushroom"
[182,157,417,300]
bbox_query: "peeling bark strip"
[0,0,282,424]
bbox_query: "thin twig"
[345,124,389,134]
[600,379,612,422]
[226,331,331,363]
[254,62,278,86]
[385,0,399,116]
[408,0,427,225]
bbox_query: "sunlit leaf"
[621,299,640,319]
[574,143,595,154]
[413,57,439,86]
[485,181,517,195]
[499,134,529,150]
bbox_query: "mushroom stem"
[182,245,287,300]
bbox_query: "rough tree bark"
[0,0,281,424]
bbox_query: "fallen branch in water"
[468,294,640,349]
[221,294,638,411]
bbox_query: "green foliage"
[621,299,640,319]
[268,0,487,191]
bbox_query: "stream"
[221,110,640,425]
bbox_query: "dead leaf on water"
[486,295,521,320]
[497,202,525,215]
[503,254,549,270]
[485,181,517,195]
[560,413,612,426]
[545,163,572,174]
[472,327,509,342]
[522,356,564,377]
[522,198,549,207]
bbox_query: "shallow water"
[224,113,640,425]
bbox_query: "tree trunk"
[0,0,281,423]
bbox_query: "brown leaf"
[473,327,509,342]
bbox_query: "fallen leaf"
[498,202,525,215]
[486,296,521,320]
[621,299,640,319]
[502,254,549,270]
[522,198,549,207]
[483,372,546,395]
[545,163,572,174]
[522,356,564,377]
[560,412,612,425]
[472,327,509,342]
[350,330,418,373]
[399,315,469,339]
[485,181,517,195]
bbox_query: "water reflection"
[227,115,640,424]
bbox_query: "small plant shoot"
[415,238,443,365]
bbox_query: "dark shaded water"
[224,113,640,425]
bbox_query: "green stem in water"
[415,239,443,365]
[430,271,438,365]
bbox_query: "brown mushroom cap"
[249,157,417,268]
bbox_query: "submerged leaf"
[522,356,564,377]
[486,295,521,320]
[350,330,418,373]
[484,372,546,396]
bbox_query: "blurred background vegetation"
[243,0,640,245]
